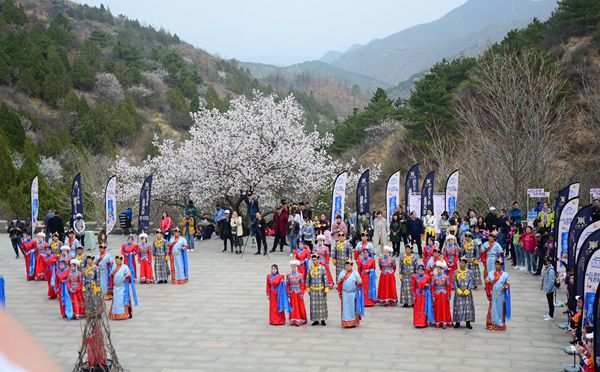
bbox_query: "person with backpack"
[542,257,557,321]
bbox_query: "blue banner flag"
[137,175,153,234]
[405,164,420,213]
[575,229,600,299]
[568,204,593,269]
[421,171,435,218]
[71,173,83,222]
[356,169,370,215]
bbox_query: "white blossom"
[127,84,153,98]
[95,72,124,101]
[11,152,24,170]
[39,156,63,190]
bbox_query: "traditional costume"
[442,235,459,282]
[21,236,37,281]
[137,234,154,284]
[67,260,85,319]
[337,260,363,328]
[34,233,48,281]
[65,230,80,257]
[354,237,374,261]
[482,238,503,276]
[423,240,437,264]
[399,250,418,307]
[332,238,352,281]
[426,249,448,276]
[286,261,307,326]
[313,236,333,287]
[453,259,475,328]
[83,257,101,314]
[169,229,189,284]
[412,266,433,328]
[109,257,135,320]
[121,237,138,279]
[49,234,62,255]
[307,254,328,324]
[461,235,482,288]
[485,260,510,331]
[42,247,58,299]
[357,252,377,307]
[293,243,311,281]
[153,231,170,283]
[96,248,112,300]
[59,245,72,266]
[56,263,73,319]
[431,261,452,328]
[377,246,397,306]
[266,265,287,325]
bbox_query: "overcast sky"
[74,0,467,66]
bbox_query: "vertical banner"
[421,171,435,218]
[405,164,420,214]
[105,176,117,235]
[137,175,153,234]
[590,188,600,202]
[582,238,600,329]
[386,171,400,222]
[71,172,83,222]
[569,182,580,200]
[554,182,580,262]
[31,176,39,234]
[594,284,600,368]
[409,194,421,218]
[556,197,579,277]
[568,204,593,269]
[576,221,600,276]
[330,171,348,223]
[433,194,446,233]
[444,170,459,214]
[576,228,600,299]
[356,169,370,216]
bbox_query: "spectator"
[73,213,86,248]
[305,201,313,221]
[213,204,225,235]
[468,210,478,230]
[438,211,450,244]
[185,200,198,222]
[286,214,300,254]
[160,211,173,241]
[244,194,260,230]
[533,202,543,213]
[301,215,315,251]
[253,212,267,255]
[512,224,525,271]
[518,225,538,274]
[422,209,436,244]
[537,202,555,231]
[484,207,498,232]
[231,210,244,254]
[7,217,24,259]
[591,199,600,223]
[542,257,557,321]
[181,213,196,252]
[221,210,233,253]
[44,208,54,236]
[270,207,287,253]
[372,211,388,254]
[389,213,402,257]
[46,211,65,242]
[396,206,409,246]
[407,211,424,257]
[508,202,522,225]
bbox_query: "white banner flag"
[434,194,445,233]
[386,171,400,223]
[557,197,579,277]
[330,172,347,223]
[445,170,459,214]
[105,176,117,235]
[569,182,581,199]
[576,221,600,264]
[31,176,39,234]
[408,194,421,218]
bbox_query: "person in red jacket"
[21,232,37,281]
[121,235,138,279]
[518,226,538,274]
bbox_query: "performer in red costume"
[357,248,377,307]
[286,260,307,326]
[313,235,333,287]
[67,259,85,319]
[442,235,460,284]
[121,235,138,278]
[293,241,311,281]
[34,232,48,281]
[137,233,154,284]
[42,246,58,299]
[21,232,37,281]
[412,265,432,328]
[354,232,373,261]
[266,264,286,325]
[377,246,398,306]
[431,261,452,328]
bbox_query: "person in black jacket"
[253,212,268,256]
[592,199,600,223]
[7,217,24,259]
[407,211,424,257]
[46,212,65,242]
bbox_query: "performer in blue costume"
[337,259,363,328]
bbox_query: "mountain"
[327,0,557,84]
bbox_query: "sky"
[74,0,467,66]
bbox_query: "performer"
[399,244,418,308]
[423,238,437,265]
[485,259,510,331]
[482,233,503,277]
[266,264,287,325]
[461,232,482,289]
[152,229,170,284]
[377,246,397,306]
[426,247,447,276]
[286,260,307,326]
[354,232,373,261]
[313,235,333,287]
[83,255,100,306]
[306,253,328,326]
[293,241,311,281]
[442,234,460,281]
[337,259,363,328]
[431,261,452,328]
[56,260,73,319]
[109,255,134,320]
[34,232,48,281]
[412,265,433,328]
[331,214,348,246]
[74,246,86,272]
[21,232,36,281]
[65,229,80,257]
[67,259,85,319]
[59,245,72,266]
[168,227,189,284]
[121,235,138,279]
[96,244,112,300]
[332,232,352,280]
[357,248,377,307]
[42,246,58,299]
[453,257,475,329]
[49,232,62,255]
[137,233,154,284]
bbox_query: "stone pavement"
[1,234,572,372]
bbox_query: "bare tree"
[456,49,569,207]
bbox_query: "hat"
[289,260,300,266]
[445,234,456,241]
[225,210,230,214]
[344,259,353,265]
[139,233,148,239]
[311,253,319,259]
[417,264,425,271]
[489,206,496,211]
[586,333,594,340]
[37,232,46,238]
[70,259,80,266]
[114,254,123,260]
[60,245,70,251]
[575,295,582,301]
[464,231,472,237]
[127,234,135,240]
[361,232,368,237]
[433,247,441,253]
[383,245,393,253]
[316,234,325,241]
[460,256,468,263]
[155,229,162,234]
[76,213,82,219]
[173,227,180,233]
[436,261,447,269]
[52,232,59,238]
[86,255,94,260]
[67,229,75,235]
[495,259,503,265]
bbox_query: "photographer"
[253,212,268,255]
[7,216,25,259]
[243,193,260,235]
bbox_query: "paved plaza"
[2,234,572,371]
